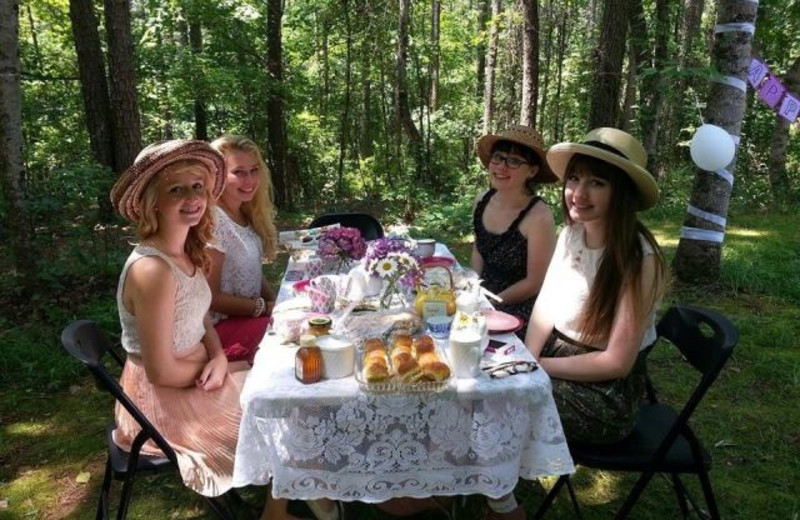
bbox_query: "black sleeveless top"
[473,189,544,336]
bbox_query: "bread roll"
[412,335,435,357]
[364,338,386,354]
[395,357,423,383]
[421,360,450,381]
[391,349,413,367]
[392,333,412,349]
[363,361,390,382]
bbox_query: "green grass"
[1,208,799,519]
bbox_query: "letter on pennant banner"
[778,94,800,123]
[757,75,786,109]
[748,58,768,88]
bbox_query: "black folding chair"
[308,212,385,241]
[61,320,241,520]
[534,305,739,520]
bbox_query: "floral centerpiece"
[317,227,367,273]
[363,238,420,308]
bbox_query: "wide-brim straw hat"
[546,127,659,210]
[476,125,558,183]
[110,140,226,222]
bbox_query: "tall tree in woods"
[482,0,501,133]
[267,0,290,209]
[476,0,489,99]
[520,0,539,127]
[69,0,115,219]
[336,0,353,198]
[588,0,628,128]
[673,0,758,283]
[430,0,440,112]
[104,0,142,170]
[358,0,374,159]
[767,56,800,204]
[639,0,669,173]
[0,0,35,277]
[189,19,207,141]
[396,0,425,177]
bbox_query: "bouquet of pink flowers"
[317,227,367,272]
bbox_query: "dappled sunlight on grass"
[726,227,771,238]
[574,469,621,506]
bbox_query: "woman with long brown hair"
[526,128,667,444]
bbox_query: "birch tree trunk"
[520,0,539,127]
[482,0,501,134]
[267,0,290,209]
[103,0,142,171]
[69,0,115,219]
[0,0,35,277]
[588,0,628,128]
[767,56,800,204]
[673,0,758,283]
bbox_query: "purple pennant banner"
[748,58,769,88]
[758,75,787,109]
[778,94,800,123]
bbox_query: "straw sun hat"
[110,140,226,222]
[476,125,558,184]
[546,127,660,210]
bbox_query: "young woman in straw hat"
[526,127,667,444]
[207,135,279,366]
[109,140,246,498]
[472,125,559,338]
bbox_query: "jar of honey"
[295,339,322,384]
[307,316,332,337]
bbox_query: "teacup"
[426,314,453,339]
[415,239,436,258]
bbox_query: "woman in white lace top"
[208,135,279,365]
[526,128,667,445]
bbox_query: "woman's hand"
[197,352,228,391]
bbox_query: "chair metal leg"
[614,471,655,520]
[697,468,720,520]
[96,456,113,520]
[565,478,583,519]
[533,476,568,519]
[668,473,690,518]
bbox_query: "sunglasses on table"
[482,360,538,379]
[489,152,530,169]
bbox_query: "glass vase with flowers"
[363,238,421,309]
[316,227,367,274]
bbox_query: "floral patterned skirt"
[542,331,647,444]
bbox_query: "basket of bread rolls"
[356,333,452,393]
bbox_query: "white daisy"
[372,257,398,278]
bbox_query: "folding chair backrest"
[308,212,385,241]
[60,320,177,462]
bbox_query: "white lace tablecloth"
[232,244,574,501]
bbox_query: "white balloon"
[690,124,736,172]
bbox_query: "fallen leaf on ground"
[75,472,91,484]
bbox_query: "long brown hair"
[137,160,216,275]
[210,135,278,261]
[562,154,667,344]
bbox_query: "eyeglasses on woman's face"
[489,152,529,169]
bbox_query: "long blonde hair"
[137,160,216,274]
[210,135,278,261]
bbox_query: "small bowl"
[316,335,355,379]
[426,314,453,339]
[416,239,436,258]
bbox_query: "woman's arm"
[207,248,265,317]
[261,276,276,315]
[495,203,556,305]
[195,314,229,391]
[127,257,206,388]
[525,300,555,359]
[539,254,658,382]
[470,190,488,274]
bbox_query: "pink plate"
[482,309,523,334]
[292,280,310,293]
[419,256,455,268]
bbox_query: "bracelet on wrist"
[253,297,266,317]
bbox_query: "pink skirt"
[215,315,270,364]
[113,347,246,497]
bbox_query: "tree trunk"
[619,44,636,130]
[553,12,567,141]
[520,0,539,127]
[267,0,290,209]
[359,24,373,158]
[482,0,501,134]
[640,0,668,174]
[673,0,758,284]
[26,4,42,69]
[103,0,142,171]
[430,0,440,112]
[767,56,800,204]
[337,0,353,198]
[0,0,35,278]
[588,0,628,128]
[189,21,208,141]
[69,0,115,220]
[397,0,423,149]
[476,0,489,99]
[538,0,554,133]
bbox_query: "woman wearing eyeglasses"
[471,125,559,338]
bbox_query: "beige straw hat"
[476,125,558,183]
[546,127,660,210]
[110,140,226,222]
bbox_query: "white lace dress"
[113,245,245,497]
